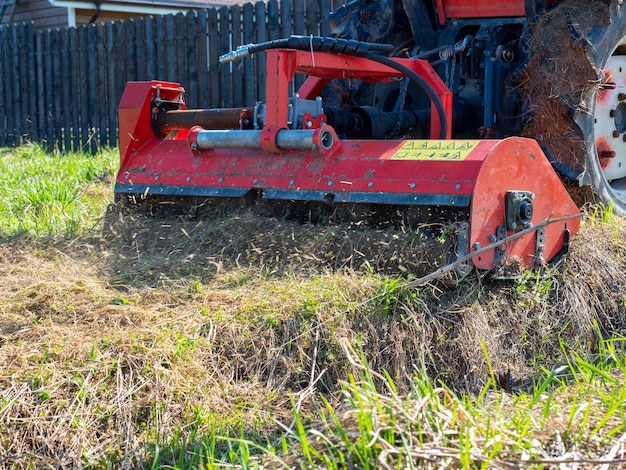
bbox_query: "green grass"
[1,145,626,468]
[0,144,118,237]
[140,335,626,469]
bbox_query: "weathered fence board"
[255,2,267,102]
[35,31,44,144]
[0,1,343,153]
[0,27,8,147]
[219,6,231,108]
[242,4,255,106]
[208,9,220,109]
[8,26,18,146]
[51,29,63,151]
[97,23,108,150]
[77,27,87,149]
[267,0,279,40]
[185,13,199,108]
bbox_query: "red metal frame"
[118,80,187,168]
[268,50,452,141]
[435,0,525,23]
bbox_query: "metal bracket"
[301,112,327,130]
[505,190,534,231]
[450,221,473,284]
[288,94,324,129]
[534,227,545,268]
[546,228,571,269]
[494,224,507,266]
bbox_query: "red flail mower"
[116,0,626,280]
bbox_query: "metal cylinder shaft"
[156,108,253,132]
[192,129,328,150]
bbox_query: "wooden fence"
[0,0,342,153]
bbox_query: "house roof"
[109,0,242,7]
[48,0,249,13]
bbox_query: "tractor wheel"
[521,0,626,215]
[574,2,626,217]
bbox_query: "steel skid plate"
[116,80,580,273]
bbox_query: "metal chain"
[389,78,409,138]
[445,53,456,91]
[450,54,456,91]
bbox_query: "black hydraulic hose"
[220,35,448,139]
[219,35,395,61]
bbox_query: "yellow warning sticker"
[391,140,479,161]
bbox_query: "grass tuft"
[0,144,117,237]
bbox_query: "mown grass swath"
[1,145,626,468]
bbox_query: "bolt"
[289,179,295,186]
[186,176,191,182]
[155,175,160,181]
[368,182,373,188]
[472,242,481,251]
[253,179,258,184]
[218,177,224,183]
[455,183,461,190]
[328,181,333,187]
[410,183,416,189]
[489,234,497,242]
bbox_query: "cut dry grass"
[1,206,626,467]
